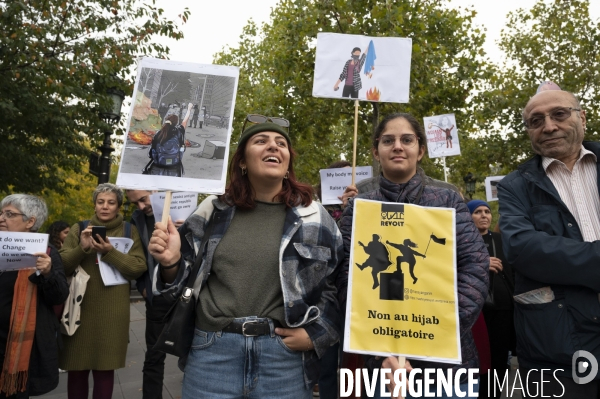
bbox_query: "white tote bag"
[60,266,90,336]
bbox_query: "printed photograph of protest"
[312,33,412,103]
[117,58,239,193]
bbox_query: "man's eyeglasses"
[242,114,290,134]
[377,134,420,148]
[523,107,581,130]
[0,210,27,219]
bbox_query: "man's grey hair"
[93,183,124,207]
[1,194,48,232]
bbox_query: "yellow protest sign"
[344,199,460,364]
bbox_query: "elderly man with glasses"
[498,83,600,397]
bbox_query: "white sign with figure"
[485,176,505,202]
[0,232,48,271]
[312,33,412,103]
[150,191,198,223]
[319,166,373,205]
[423,114,461,158]
[116,57,239,194]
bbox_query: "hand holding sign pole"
[161,191,172,225]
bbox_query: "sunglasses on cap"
[242,114,290,134]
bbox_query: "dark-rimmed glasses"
[377,134,420,148]
[241,114,290,134]
[0,210,28,219]
[524,107,581,130]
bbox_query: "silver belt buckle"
[241,320,261,337]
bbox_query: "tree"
[0,0,189,194]
[454,0,600,191]
[213,0,491,185]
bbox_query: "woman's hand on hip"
[149,217,181,266]
[274,327,314,351]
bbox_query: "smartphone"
[91,226,107,243]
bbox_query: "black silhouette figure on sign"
[386,239,426,284]
[356,234,392,289]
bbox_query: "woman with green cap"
[149,115,343,398]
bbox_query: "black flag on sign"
[430,234,446,245]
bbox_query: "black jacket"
[498,141,600,377]
[131,209,156,303]
[27,244,69,395]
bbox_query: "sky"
[152,0,600,66]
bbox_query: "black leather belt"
[223,319,281,337]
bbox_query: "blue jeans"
[182,317,312,399]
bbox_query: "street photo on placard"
[117,58,239,194]
[312,33,412,103]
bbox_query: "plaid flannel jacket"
[153,195,344,388]
[338,53,366,92]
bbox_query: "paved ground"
[40,300,184,399]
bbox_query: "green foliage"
[454,0,600,197]
[213,0,491,186]
[0,0,189,194]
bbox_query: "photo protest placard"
[117,57,239,194]
[485,176,505,202]
[344,199,460,363]
[150,191,198,223]
[423,114,461,158]
[313,33,412,103]
[0,232,48,271]
[319,166,372,205]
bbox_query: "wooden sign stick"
[396,355,406,399]
[352,99,359,186]
[161,191,172,225]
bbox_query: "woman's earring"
[284,171,289,179]
[241,166,247,176]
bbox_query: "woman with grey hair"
[0,194,69,398]
[59,183,146,399]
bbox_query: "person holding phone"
[59,183,147,399]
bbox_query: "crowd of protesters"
[1,82,599,399]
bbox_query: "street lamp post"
[463,172,477,200]
[90,85,125,184]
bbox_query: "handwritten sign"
[98,237,134,286]
[150,191,198,223]
[0,232,49,271]
[319,166,372,205]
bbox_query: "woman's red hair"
[220,140,313,210]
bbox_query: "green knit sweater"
[58,214,146,370]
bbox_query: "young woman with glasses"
[339,113,489,398]
[149,116,343,398]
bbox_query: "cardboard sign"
[345,199,460,364]
[319,166,373,205]
[313,33,412,103]
[117,57,239,194]
[150,191,198,223]
[423,114,461,158]
[0,232,49,271]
